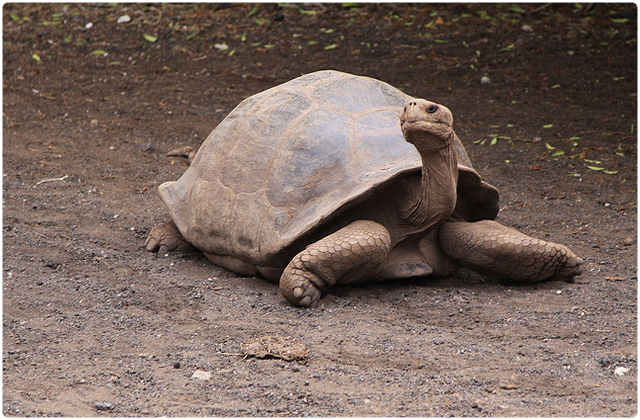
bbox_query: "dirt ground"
[2,3,637,417]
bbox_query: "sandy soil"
[3,3,637,416]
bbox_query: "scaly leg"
[280,220,392,307]
[145,221,195,253]
[439,220,583,282]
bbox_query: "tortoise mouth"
[400,117,450,128]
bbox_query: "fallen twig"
[35,175,68,186]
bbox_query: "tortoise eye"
[427,105,438,114]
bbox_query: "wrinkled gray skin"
[147,70,582,307]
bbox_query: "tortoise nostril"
[427,105,438,114]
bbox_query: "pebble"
[117,15,131,24]
[623,237,634,246]
[191,370,212,381]
[614,366,630,376]
[521,24,533,32]
[95,402,112,411]
[480,76,491,85]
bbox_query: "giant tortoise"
[147,70,582,307]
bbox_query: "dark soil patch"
[3,3,637,416]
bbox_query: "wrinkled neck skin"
[399,130,458,230]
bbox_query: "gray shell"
[159,70,497,266]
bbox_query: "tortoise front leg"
[439,220,583,282]
[280,220,392,307]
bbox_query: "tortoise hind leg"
[280,220,392,307]
[439,220,583,282]
[146,221,195,253]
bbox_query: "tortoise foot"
[146,221,195,253]
[279,220,392,307]
[280,269,323,307]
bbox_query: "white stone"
[192,370,212,380]
[614,366,630,376]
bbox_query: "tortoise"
[147,70,582,307]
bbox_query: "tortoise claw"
[146,221,195,253]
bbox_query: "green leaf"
[91,50,107,55]
[248,5,260,16]
[298,8,318,15]
[322,28,335,34]
[569,136,581,141]
[504,159,511,164]
[603,170,619,174]
[585,159,602,164]
[610,18,629,24]
[543,124,554,128]
[551,84,561,89]
[32,53,41,62]
[490,137,498,145]
[186,34,196,40]
[499,43,515,52]
[10,13,21,22]
[546,143,556,150]
[552,150,565,157]
[508,5,526,13]
[143,34,158,43]
[342,3,359,8]
[587,166,605,171]
[324,43,338,50]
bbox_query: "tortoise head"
[400,99,454,151]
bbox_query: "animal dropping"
[147,70,582,307]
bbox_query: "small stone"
[173,362,181,369]
[623,237,634,246]
[521,24,533,32]
[480,76,491,85]
[614,366,630,376]
[191,370,212,381]
[95,402,112,411]
[117,15,131,24]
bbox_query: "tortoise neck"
[400,134,458,229]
